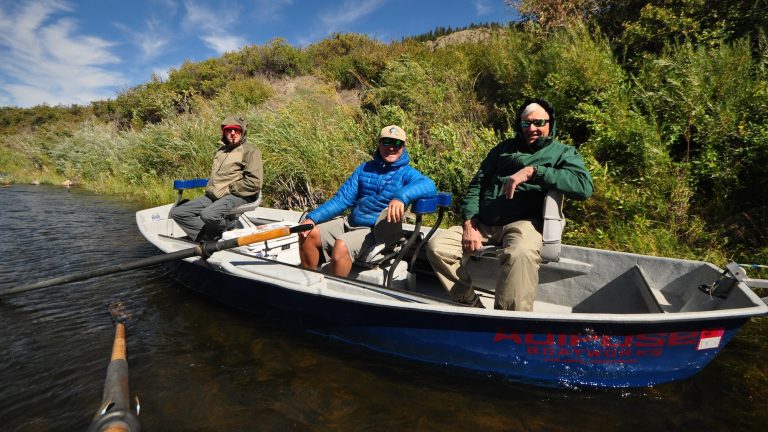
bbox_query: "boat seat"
[470,190,565,264]
[466,190,592,291]
[223,193,262,230]
[352,232,414,291]
[350,214,410,289]
[353,209,412,269]
[172,178,262,230]
[541,190,565,263]
[353,192,453,290]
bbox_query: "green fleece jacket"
[462,136,593,226]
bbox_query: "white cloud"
[0,0,125,107]
[319,0,385,33]
[200,34,245,54]
[183,0,246,54]
[474,0,493,16]
[115,18,170,61]
[43,19,119,65]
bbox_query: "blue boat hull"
[163,258,746,388]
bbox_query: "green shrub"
[631,37,768,250]
[167,58,229,97]
[467,25,624,141]
[211,77,273,113]
[260,38,311,77]
[366,55,479,128]
[307,33,392,88]
[112,80,190,129]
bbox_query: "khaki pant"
[317,217,372,262]
[317,213,402,263]
[426,220,542,311]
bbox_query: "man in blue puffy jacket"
[298,125,437,277]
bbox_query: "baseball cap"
[379,125,406,143]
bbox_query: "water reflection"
[0,185,764,431]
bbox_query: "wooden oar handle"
[236,226,290,246]
[235,223,314,246]
[200,224,314,258]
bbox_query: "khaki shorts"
[317,212,402,263]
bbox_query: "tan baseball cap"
[379,125,406,143]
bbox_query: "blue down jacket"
[306,149,437,227]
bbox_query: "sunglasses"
[380,137,404,149]
[223,127,242,133]
[520,119,550,128]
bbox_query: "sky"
[0,0,518,108]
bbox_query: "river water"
[0,185,765,431]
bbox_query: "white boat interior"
[136,203,768,321]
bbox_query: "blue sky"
[0,0,517,108]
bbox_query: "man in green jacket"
[170,114,263,241]
[426,99,593,310]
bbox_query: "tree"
[505,0,611,30]
[506,1,768,56]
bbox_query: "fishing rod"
[87,301,141,432]
[0,224,314,299]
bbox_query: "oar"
[1,224,313,298]
[87,301,140,432]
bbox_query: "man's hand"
[462,219,483,254]
[386,199,405,222]
[504,166,536,199]
[298,218,316,239]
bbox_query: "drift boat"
[136,188,767,388]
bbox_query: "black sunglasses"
[380,137,404,149]
[520,119,550,128]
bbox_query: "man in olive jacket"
[426,99,593,311]
[170,114,263,241]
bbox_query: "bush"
[631,38,768,250]
[464,24,625,142]
[113,80,189,129]
[211,77,273,113]
[264,38,312,77]
[167,58,229,98]
[366,55,479,129]
[307,33,392,88]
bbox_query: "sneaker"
[458,294,485,309]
